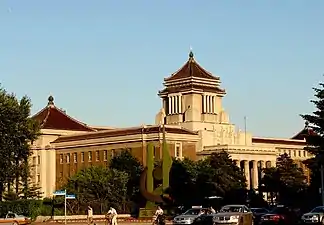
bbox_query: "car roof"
[222,205,246,207]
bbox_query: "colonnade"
[202,94,215,114]
[168,95,182,114]
[233,159,276,190]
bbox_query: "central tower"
[158,51,228,131]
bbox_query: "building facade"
[31,51,310,198]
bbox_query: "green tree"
[261,154,307,207]
[109,150,144,211]
[65,166,128,214]
[0,86,40,200]
[301,82,324,204]
[170,151,247,207]
[196,151,247,204]
[169,158,198,207]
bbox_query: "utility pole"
[244,116,247,145]
[321,164,324,205]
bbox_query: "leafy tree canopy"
[169,151,246,207]
[109,150,143,204]
[65,166,128,213]
[0,86,40,199]
[301,82,324,162]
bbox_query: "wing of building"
[30,51,311,198]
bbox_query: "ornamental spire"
[189,46,194,58]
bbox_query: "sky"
[1,0,324,138]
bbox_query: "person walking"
[87,205,93,225]
[107,207,118,225]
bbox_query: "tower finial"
[189,46,194,58]
[48,95,54,106]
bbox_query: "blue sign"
[66,194,76,199]
[53,190,66,196]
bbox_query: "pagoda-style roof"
[165,51,220,81]
[292,122,317,140]
[32,96,96,132]
[159,51,225,96]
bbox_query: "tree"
[196,152,247,204]
[169,151,247,207]
[109,150,144,211]
[301,82,324,204]
[169,158,198,207]
[261,154,307,207]
[0,86,40,200]
[65,166,128,214]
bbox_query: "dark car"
[251,208,270,225]
[192,214,214,225]
[259,205,301,225]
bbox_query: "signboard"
[53,190,66,196]
[66,194,76,199]
[139,208,155,218]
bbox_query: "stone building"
[30,51,310,198]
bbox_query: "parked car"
[192,214,214,225]
[251,208,270,225]
[259,205,300,225]
[301,206,324,224]
[0,212,31,225]
[213,205,253,225]
[173,208,208,225]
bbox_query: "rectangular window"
[304,151,306,157]
[299,151,301,157]
[175,143,182,159]
[96,151,100,161]
[37,174,40,183]
[33,156,36,165]
[88,151,92,162]
[37,155,41,164]
[111,149,115,158]
[104,150,107,161]
[66,153,70,163]
[81,152,84,162]
[73,153,77,163]
[60,154,63,164]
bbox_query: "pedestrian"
[107,207,118,225]
[87,205,93,225]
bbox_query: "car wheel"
[12,222,18,225]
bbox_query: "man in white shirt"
[87,206,93,225]
[153,206,164,224]
[107,207,118,225]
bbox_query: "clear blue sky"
[1,0,323,138]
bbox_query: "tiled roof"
[52,125,198,143]
[32,96,95,132]
[164,51,219,81]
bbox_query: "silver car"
[173,208,208,225]
[213,205,253,225]
[302,206,324,224]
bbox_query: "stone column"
[234,160,240,168]
[179,95,182,113]
[175,96,178,114]
[271,160,276,167]
[212,96,215,113]
[203,95,206,113]
[168,96,171,115]
[206,95,209,113]
[252,161,258,190]
[243,160,250,189]
[260,161,265,178]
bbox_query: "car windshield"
[311,207,324,213]
[183,209,202,215]
[220,206,242,213]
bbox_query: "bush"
[0,200,42,220]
